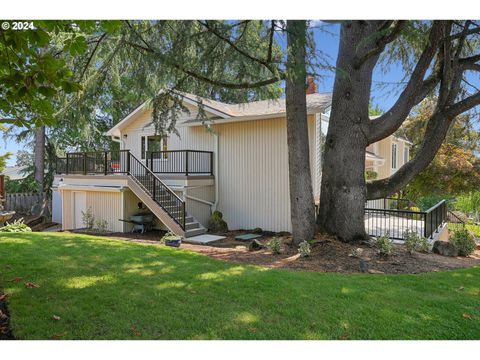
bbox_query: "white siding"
[61,189,123,232]
[120,109,317,232]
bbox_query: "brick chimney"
[306,75,317,94]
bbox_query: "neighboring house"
[52,90,411,236]
[1,166,28,181]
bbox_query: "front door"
[73,192,87,229]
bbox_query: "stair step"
[185,227,207,237]
[185,221,200,230]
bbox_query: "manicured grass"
[0,232,479,340]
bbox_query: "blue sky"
[1,21,476,166]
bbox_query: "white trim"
[58,184,128,193]
[177,110,325,127]
[106,101,148,137]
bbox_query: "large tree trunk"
[34,126,45,194]
[318,22,381,242]
[285,20,316,245]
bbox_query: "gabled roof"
[106,91,333,136]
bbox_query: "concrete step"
[185,227,207,237]
[185,221,200,230]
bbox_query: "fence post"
[66,154,69,175]
[83,152,87,175]
[126,151,130,175]
[185,150,189,176]
[150,151,154,172]
[104,151,108,175]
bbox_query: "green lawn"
[0,232,479,340]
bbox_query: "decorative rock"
[248,239,265,251]
[432,240,459,257]
[368,269,384,274]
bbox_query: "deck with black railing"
[365,198,447,240]
[56,149,214,177]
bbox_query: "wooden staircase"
[127,153,206,238]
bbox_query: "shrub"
[160,231,179,244]
[403,228,430,254]
[207,211,228,233]
[94,219,108,232]
[298,241,311,257]
[267,237,281,254]
[81,207,95,229]
[450,228,476,256]
[372,233,393,256]
[0,218,32,232]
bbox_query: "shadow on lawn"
[0,232,479,340]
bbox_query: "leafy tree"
[398,99,480,201]
[456,192,480,222]
[318,21,480,242]
[0,124,12,173]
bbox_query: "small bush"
[450,228,476,256]
[81,207,95,229]
[267,237,281,254]
[0,218,32,233]
[403,228,430,254]
[372,233,393,256]
[160,231,179,244]
[298,241,311,257]
[94,219,108,232]
[207,211,228,233]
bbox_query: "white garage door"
[73,192,87,229]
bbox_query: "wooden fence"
[2,192,50,215]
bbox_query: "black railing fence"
[365,197,414,211]
[148,150,213,175]
[57,150,130,175]
[365,199,447,240]
[56,150,186,230]
[56,150,213,177]
[128,153,185,229]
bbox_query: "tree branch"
[366,21,445,143]
[367,112,452,199]
[79,32,107,80]
[353,21,406,69]
[197,20,281,76]
[446,92,480,118]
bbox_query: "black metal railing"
[147,150,213,175]
[365,199,447,240]
[56,150,130,175]
[446,210,466,232]
[424,200,447,239]
[55,150,185,229]
[365,197,414,211]
[129,153,185,229]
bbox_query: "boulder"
[248,239,265,251]
[432,240,459,257]
[207,211,228,233]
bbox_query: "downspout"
[212,132,219,212]
[111,134,124,148]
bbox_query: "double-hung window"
[141,135,168,159]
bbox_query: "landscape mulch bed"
[0,291,14,340]
[67,229,480,274]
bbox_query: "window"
[141,135,168,159]
[403,147,409,164]
[391,143,397,170]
